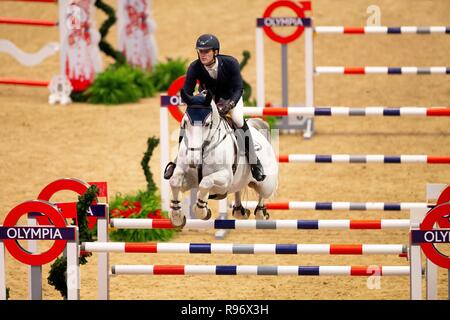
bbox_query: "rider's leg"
[164,131,183,180]
[230,98,266,182]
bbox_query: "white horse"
[168,89,278,227]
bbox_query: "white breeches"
[229,97,244,128]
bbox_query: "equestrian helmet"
[195,34,220,53]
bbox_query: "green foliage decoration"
[47,185,99,299]
[149,57,188,92]
[84,64,155,104]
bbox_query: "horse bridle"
[185,108,233,159]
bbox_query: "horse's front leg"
[168,169,185,227]
[194,170,230,220]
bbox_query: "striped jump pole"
[277,154,450,164]
[0,79,49,87]
[243,107,450,117]
[111,265,410,276]
[0,17,58,27]
[110,218,411,230]
[235,201,432,211]
[315,67,450,75]
[1,0,57,2]
[82,242,407,255]
[314,26,450,34]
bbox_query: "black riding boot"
[240,120,266,182]
[163,134,183,180]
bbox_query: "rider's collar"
[203,57,218,70]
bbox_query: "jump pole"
[92,184,448,299]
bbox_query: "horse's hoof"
[194,203,211,220]
[254,206,269,220]
[232,205,250,220]
[169,210,186,228]
[202,208,212,221]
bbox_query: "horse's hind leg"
[232,191,250,219]
[194,170,230,220]
[254,195,269,220]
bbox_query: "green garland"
[95,0,126,64]
[141,137,160,192]
[47,185,99,299]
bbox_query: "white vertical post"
[97,204,109,300]
[425,217,438,300]
[410,208,427,300]
[67,227,80,300]
[426,183,447,203]
[160,103,170,212]
[27,216,42,300]
[256,27,265,108]
[425,183,443,300]
[303,21,314,139]
[0,241,6,300]
[426,259,438,300]
[58,0,67,78]
[215,198,229,240]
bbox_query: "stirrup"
[164,162,176,180]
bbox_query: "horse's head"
[180,89,219,167]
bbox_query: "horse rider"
[163,33,266,182]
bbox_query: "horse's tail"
[247,118,271,143]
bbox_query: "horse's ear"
[180,89,192,105]
[204,90,213,106]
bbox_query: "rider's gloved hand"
[217,100,235,115]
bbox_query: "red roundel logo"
[36,178,99,229]
[3,200,68,266]
[166,76,186,123]
[262,1,308,44]
[436,186,450,228]
[164,76,201,123]
[419,203,450,269]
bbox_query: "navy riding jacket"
[183,54,243,105]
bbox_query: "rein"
[201,116,234,158]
